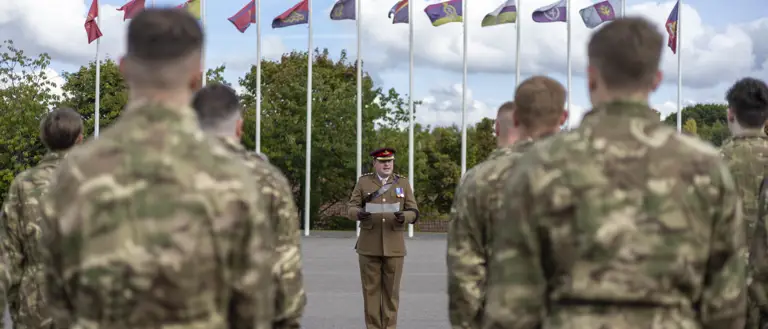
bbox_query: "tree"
[237,48,411,225]
[58,58,126,137]
[663,103,729,146]
[0,40,59,205]
[205,65,230,86]
[683,118,697,135]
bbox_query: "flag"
[330,0,355,20]
[424,0,463,27]
[532,0,567,23]
[481,0,516,27]
[665,1,679,54]
[272,0,309,28]
[578,0,620,28]
[388,0,409,24]
[117,0,145,21]
[177,0,202,19]
[85,0,102,44]
[228,0,256,32]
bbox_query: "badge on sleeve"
[396,187,404,198]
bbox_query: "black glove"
[394,211,406,224]
[357,211,372,221]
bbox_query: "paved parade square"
[4,231,450,329]
[301,231,449,329]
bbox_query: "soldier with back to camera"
[483,17,746,329]
[37,8,276,329]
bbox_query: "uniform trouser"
[358,254,405,329]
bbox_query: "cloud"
[417,83,495,127]
[0,0,128,64]
[359,0,768,90]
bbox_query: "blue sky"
[2,0,767,127]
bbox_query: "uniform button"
[383,198,386,202]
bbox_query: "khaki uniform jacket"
[346,173,419,257]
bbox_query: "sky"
[1,0,766,129]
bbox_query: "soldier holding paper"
[346,147,419,329]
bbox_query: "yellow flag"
[181,0,201,19]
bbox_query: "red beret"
[370,147,395,160]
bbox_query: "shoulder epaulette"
[395,173,407,179]
[361,172,374,177]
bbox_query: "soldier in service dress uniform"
[346,147,419,329]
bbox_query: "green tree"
[0,40,60,205]
[205,65,230,86]
[58,58,126,137]
[237,48,411,226]
[683,118,697,135]
[663,103,729,146]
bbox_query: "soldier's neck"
[729,121,764,137]
[497,134,519,148]
[126,88,193,111]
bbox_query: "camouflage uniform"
[215,136,306,329]
[0,152,66,329]
[721,129,768,329]
[447,139,534,329]
[38,100,276,329]
[483,101,747,329]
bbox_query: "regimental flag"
[117,0,145,21]
[177,0,202,20]
[228,0,256,32]
[578,0,620,28]
[424,0,463,27]
[665,1,679,54]
[481,0,516,27]
[330,0,356,20]
[388,0,409,24]
[85,0,103,44]
[532,0,567,23]
[272,0,309,28]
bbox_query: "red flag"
[228,1,256,33]
[117,0,146,21]
[665,1,679,54]
[85,0,103,44]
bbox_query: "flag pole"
[407,0,415,238]
[676,0,682,133]
[355,0,363,238]
[202,0,207,87]
[566,0,571,128]
[621,0,625,17]
[460,0,468,177]
[515,0,521,87]
[95,0,101,138]
[304,0,314,236]
[256,0,262,153]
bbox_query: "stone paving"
[4,231,450,329]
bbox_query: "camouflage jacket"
[447,139,534,329]
[0,152,65,328]
[724,131,768,329]
[484,101,746,329]
[720,130,768,231]
[215,136,306,329]
[38,100,277,329]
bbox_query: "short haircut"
[192,83,242,129]
[726,77,768,128]
[122,9,204,88]
[40,108,83,151]
[587,17,663,91]
[495,101,516,136]
[514,76,566,131]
